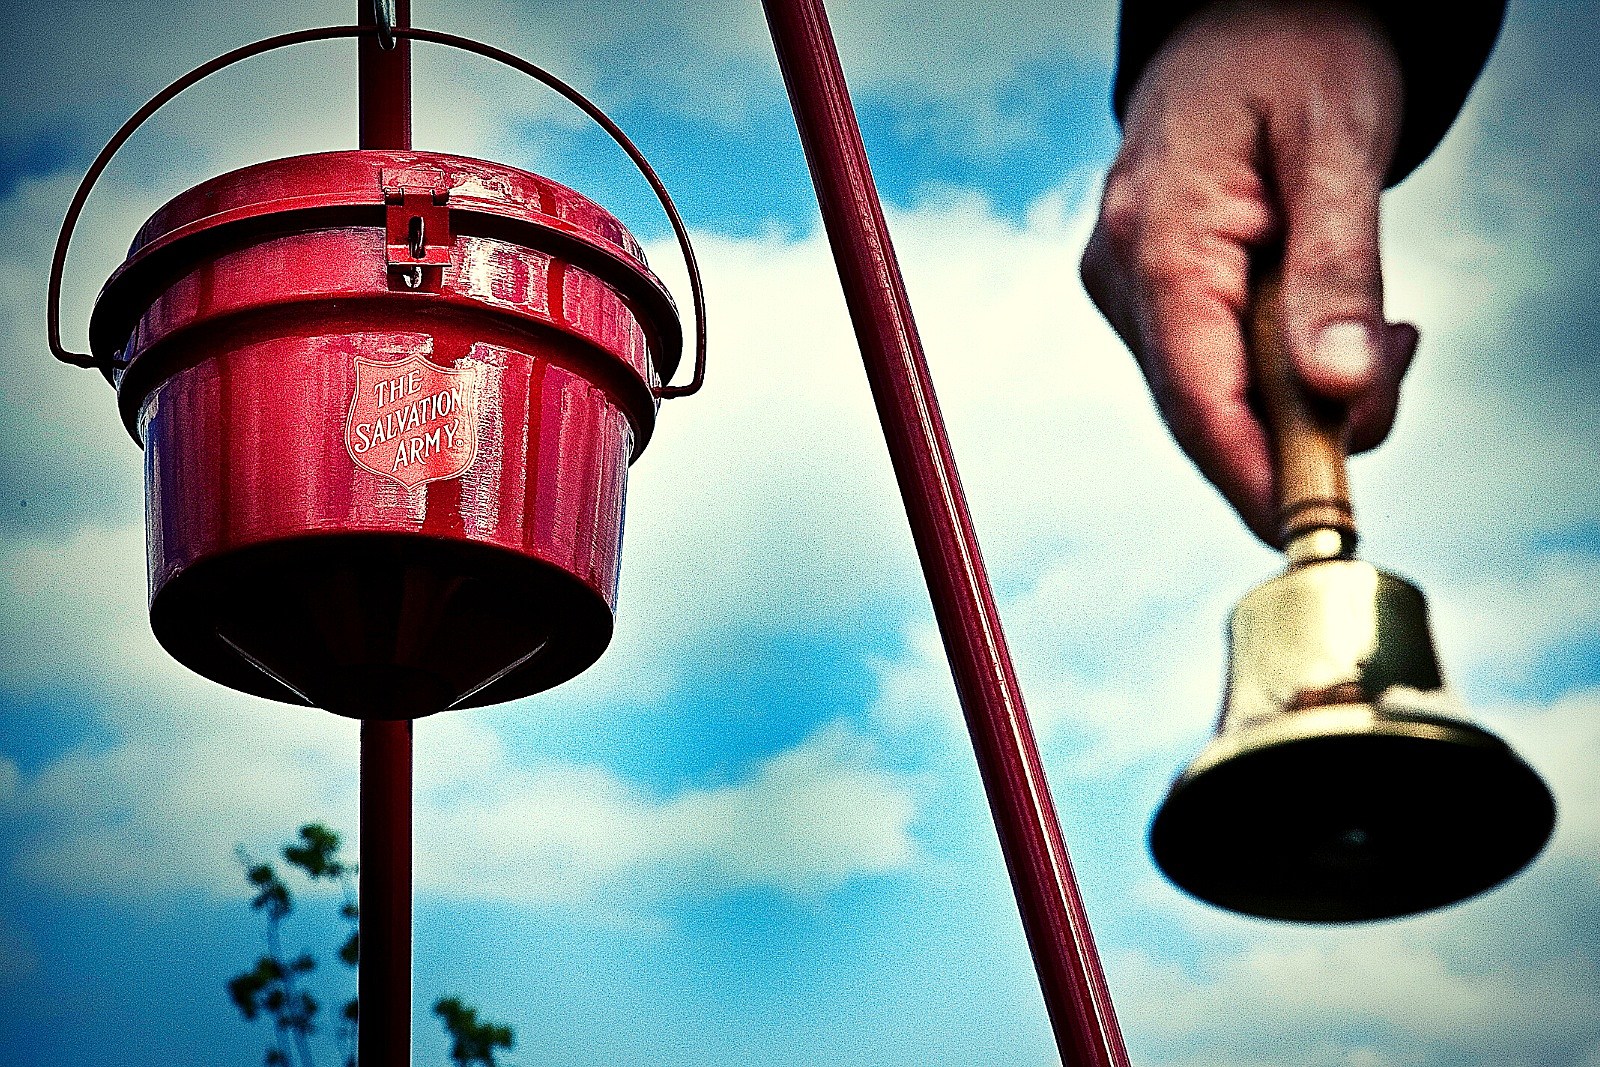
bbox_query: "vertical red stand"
[761,2,1129,1064]
[360,718,413,1066]
[358,3,414,1066]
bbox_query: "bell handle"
[1249,258,1357,554]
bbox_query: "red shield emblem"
[345,354,481,489]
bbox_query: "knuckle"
[1285,185,1380,275]
[1287,232,1382,304]
[1136,230,1211,293]
[1295,156,1381,204]
[1290,226,1375,275]
[1095,177,1144,252]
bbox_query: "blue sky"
[2,1,1597,1065]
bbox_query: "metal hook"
[408,214,425,259]
[372,0,397,50]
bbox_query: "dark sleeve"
[1112,1,1508,185]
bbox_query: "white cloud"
[825,0,1115,97]
[5,691,914,904]
[9,698,360,897]
[1501,690,1600,871]
[1117,922,1600,1065]
[0,508,914,903]
[1,172,151,536]
[1116,888,1600,1065]
[1427,552,1600,692]
[0,523,154,692]
[415,718,916,903]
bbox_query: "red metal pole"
[360,0,412,149]
[359,3,414,1066]
[360,718,413,1066]
[760,3,1129,1064]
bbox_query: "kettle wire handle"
[48,24,707,399]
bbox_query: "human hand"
[1080,0,1419,543]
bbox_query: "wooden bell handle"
[1249,260,1357,551]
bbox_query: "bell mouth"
[1149,705,1556,922]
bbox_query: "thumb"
[1271,131,1390,407]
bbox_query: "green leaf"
[226,972,266,1020]
[250,880,292,919]
[284,823,347,880]
[434,995,516,1065]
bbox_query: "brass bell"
[1150,265,1556,923]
